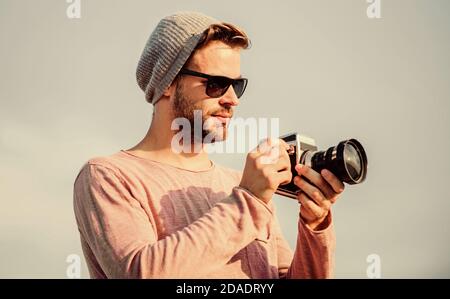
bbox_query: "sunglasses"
[178,68,248,99]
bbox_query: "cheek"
[197,101,214,117]
[183,96,205,115]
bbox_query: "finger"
[250,138,270,156]
[257,138,290,156]
[257,137,278,153]
[278,139,290,151]
[277,169,293,186]
[259,145,290,169]
[297,192,328,220]
[278,142,291,159]
[293,176,331,209]
[274,142,291,170]
[274,149,290,171]
[295,164,336,199]
[257,139,281,165]
[321,169,345,194]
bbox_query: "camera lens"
[344,143,362,180]
[301,139,368,185]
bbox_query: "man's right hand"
[239,138,292,204]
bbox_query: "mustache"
[209,108,234,118]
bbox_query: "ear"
[163,78,180,98]
[162,85,172,97]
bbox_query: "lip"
[212,113,232,118]
[211,115,232,124]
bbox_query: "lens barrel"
[301,139,368,184]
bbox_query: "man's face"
[172,40,242,143]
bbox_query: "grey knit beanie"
[136,12,219,105]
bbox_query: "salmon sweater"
[73,150,335,278]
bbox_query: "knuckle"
[311,186,319,196]
[331,194,339,203]
[265,137,275,147]
[314,191,322,201]
[309,206,318,217]
[302,166,310,175]
[314,208,324,219]
[261,167,271,179]
[323,199,332,209]
[261,158,272,170]
[326,190,335,200]
[297,192,306,202]
[267,176,277,188]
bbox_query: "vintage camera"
[276,132,368,199]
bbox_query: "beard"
[172,82,232,144]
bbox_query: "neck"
[127,113,212,171]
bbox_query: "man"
[73,11,345,279]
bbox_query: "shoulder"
[87,150,131,168]
[74,151,129,185]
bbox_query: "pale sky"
[1,0,449,278]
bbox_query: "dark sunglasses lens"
[206,77,248,99]
[206,77,231,98]
[233,79,247,99]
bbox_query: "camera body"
[275,132,368,199]
[276,132,318,199]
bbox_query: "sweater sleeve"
[73,163,273,278]
[276,211,336,278]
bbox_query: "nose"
[218,86,240,107]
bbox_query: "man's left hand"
[293,164,345,231]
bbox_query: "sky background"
[1,0,449,278]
